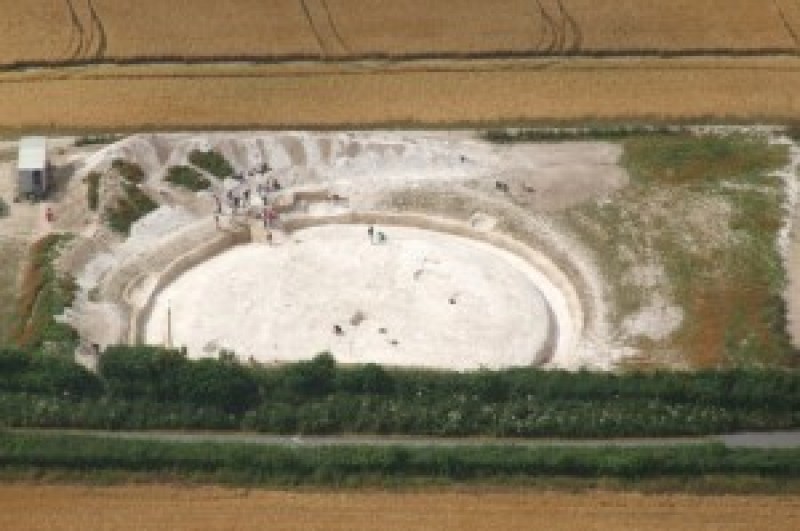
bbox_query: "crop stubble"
[0,485,798,531]
[1,58,800,131]
[1,1,799,128]
[0,0,799,67]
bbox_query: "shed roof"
[17,136,47,171]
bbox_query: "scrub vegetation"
[166,165,211,191]
[1,349,799,437]
[8,235,78,354]
[105,182,157,234]
[564,133,793,367]
[187,150,233,179]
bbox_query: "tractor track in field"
[62,0,106,61]
[87,0,107,60]
[298,0,327,55]
[557,0,582,52]
[63,0,85,60]
[775,0,800,49]
[532,0,581,54]
[536,0,558,53]
[319,0,349,54]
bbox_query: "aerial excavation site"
[1,1,800,529]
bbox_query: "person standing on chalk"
[367,225,374,241]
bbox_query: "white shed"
[17,136,50,199]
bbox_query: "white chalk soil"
[146,225,554,370]
[64,130,632,370]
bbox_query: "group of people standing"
[213,175,282,234]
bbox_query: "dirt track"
[1,484,798,530]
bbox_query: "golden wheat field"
[1,485,799,531]
[0,57,799,131]
[1,0,799,66]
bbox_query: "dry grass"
[1,58,800,131]
[0,484,798,531]
[0,0,798,67]
[565,134,791,368]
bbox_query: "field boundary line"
[4,57,800,87]
[2,47,799,72]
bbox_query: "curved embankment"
[128,211,586,370]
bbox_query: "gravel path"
[11,428,800,449]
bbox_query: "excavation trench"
[129,213,584,371]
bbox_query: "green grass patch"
[1,432,800,489]
[111,159,145,184]
[105,182,158,235]
[621,134,787,185]
[9,235,78,354]
[188,149,233,178]
[86,171,101,211]
[565,133,792,368]
[166,165,211,191]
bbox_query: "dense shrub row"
[1,432,799,486]
[2,347,800,437]
[0,349,100,398]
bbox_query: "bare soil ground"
[0,484,798,531]
[2,58,800,131]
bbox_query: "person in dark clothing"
[367,225,375,240]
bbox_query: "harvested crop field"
[0,485,799,531]
[3,58,800,131]
[1,0,800,67]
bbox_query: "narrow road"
[8,428,800,449]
